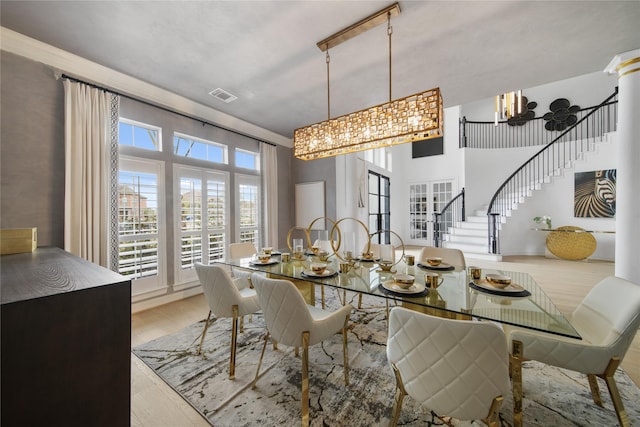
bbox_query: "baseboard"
[132,286,203,314]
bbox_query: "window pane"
[236,149,259,170]
[118,171,159,235]
[369,174,379,194]
[179,178,202,232]
[118,120,160,151]
[173,134,227,164]
[118,170,159,279]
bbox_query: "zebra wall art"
[574,169,616,218]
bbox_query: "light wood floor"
[130,255,639,427]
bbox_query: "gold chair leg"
[252,332,270,389]
[358,293,362,309]
[321,285,325,309]
[342,317,349,386]
[601,357,630,427]
[240,315,245,333]
[511,340,523,427]
[229,305,239,380]
[295,347,299,357]
[588,374,603,406]
[483,396,504,427]
[389,364,406,427]
[302,331,310,427]
[196,310,212,355]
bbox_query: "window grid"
[238,183,259,247]
[174,133,227,164]
[118,171,160,278]
[119,120,161,151]
[409,183,429,240]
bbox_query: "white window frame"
[174,165,230,285]
[235,147,260,171]
[118,155,167,297]
[235,173,261,248]
[173,131,228,164]
[119,118,162,152]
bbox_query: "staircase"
[442,89,618,258]
[443,207,502,261]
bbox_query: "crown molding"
[1,26,293,148]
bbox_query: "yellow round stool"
[546,226,597,260]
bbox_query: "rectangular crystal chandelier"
[294,88,443,160]
[293,3,443,161]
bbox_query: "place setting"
[379,273,428,297]
[468,268,531,297]
[417,256,455,271]
[249,248,280,266]
[301,262,338,279]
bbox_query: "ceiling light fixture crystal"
[293,3,443,161]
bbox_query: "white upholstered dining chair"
[387,307,511,427]
[250,273,353,427]
[228,241,258,286]
[418,246,467,269]
[194,263,261,379]
[505,275,640,427]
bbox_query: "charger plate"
[249,258,279,266]
[470,279,531,297]
[301,269,338,279]
[379,280,428,297]
[417,262,454,271]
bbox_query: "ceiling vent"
[209,88,237,103]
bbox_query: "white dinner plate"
[382,280,426,294]
[302,268,337,278]
[472,279,526,294]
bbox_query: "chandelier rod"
[387,12,393,102]
[326,48,331,120]
[316,3,401,52]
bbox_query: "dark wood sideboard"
[1,247,131,426]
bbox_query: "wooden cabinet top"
[1,247,129,305]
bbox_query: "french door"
[368,171,391,244]
[409,180,454,245]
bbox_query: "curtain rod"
[60,73,276,147]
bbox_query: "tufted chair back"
[387,307,510,423]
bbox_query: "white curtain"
[261,143,279,248]
[63,80,119,267]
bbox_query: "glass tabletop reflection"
[217,253,580,339]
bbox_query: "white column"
[605,49,640,282]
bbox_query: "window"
[119,119,161,151]
[236,174,260,247]
[118,157,165,294]
[364,147,392,172]
[368,171,391,244]
[174,133,227,164]
[235,148,259,170]
[175,166,229,283]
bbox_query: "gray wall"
[292,156,337,223]
[1,51,65,247]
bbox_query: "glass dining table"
[217,252,581,427]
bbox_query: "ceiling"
[2,1,639,143]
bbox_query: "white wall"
[390,106,464,245]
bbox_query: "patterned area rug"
[133,291,640,426]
